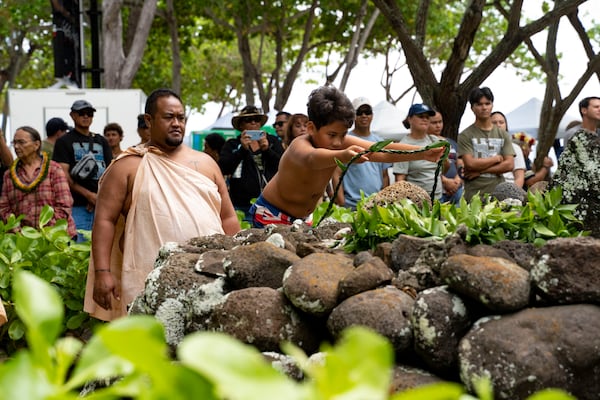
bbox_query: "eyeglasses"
[241,116,263,124]
[76,110,94,117]
[356,109,373,116]
[12,139,31,146]
[273,121,286,128]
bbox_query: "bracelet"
[95,269,110,273]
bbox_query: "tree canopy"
[1,0,597,148]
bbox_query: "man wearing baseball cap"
[332,97,391,209]
[53,99,112,241]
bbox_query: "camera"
[246,130,264,141]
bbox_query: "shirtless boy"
[250,86,444,227]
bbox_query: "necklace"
[10,152,50,193]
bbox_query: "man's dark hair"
[578,96,600,117]
[145,88,183,116]
[468,87,494,105]
[103,122,124,137]
[307,86,355,130]
[276,111,291,118]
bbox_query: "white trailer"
[7,88,146,151]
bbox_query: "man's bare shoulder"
[105,153,143,178]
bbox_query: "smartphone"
[246,130,264,141]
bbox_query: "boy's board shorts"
[249,194,313,228]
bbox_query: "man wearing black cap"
[53,99,112,241]
[43,117,69,159]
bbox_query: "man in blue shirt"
[332,97,391,209]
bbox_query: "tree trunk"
[103,0,158,88]
[165,0,182,94]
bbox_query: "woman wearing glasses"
[0,126,77,238]
[218,105,284,222]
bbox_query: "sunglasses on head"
[273,121,286,128]
[241,116,263,124]
[356,109,373,116]
[76,110,94,117]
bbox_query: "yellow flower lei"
[10,151,51,193]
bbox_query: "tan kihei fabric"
[0,296,7,326]
[84,146,224,321]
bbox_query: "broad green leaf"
[13,271,64,362]
[178,331,305,400]
[39,205,55,227]
[369,139,393,152]
[65,312,88,330]
[68,316,166,389]
[20,226,42,240]
[8,319,25,340]
[390,382,465,399]
[525,388,577,400]
[0,352,55,400]
[533,223,557,237]
[54,337,84,386]
[308,327,393,400]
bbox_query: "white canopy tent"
[371,100,408,140]
[504,97,580,139]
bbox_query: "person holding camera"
[218,105,284,221]
[53,99,112,241]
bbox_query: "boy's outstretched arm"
[345,135,445,163]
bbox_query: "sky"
[186,2,599,135]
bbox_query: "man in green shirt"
[43,117,69,159]
[457,87,514,201]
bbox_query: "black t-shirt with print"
[53,129,112,206]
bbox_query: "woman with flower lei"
[0,126,77,238]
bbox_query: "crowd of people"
[0,85,597,322]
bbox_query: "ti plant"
[342,187,587,252]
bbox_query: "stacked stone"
[129,222,600,400]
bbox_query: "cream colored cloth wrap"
[0,296,7,326]
[84,146,225,321]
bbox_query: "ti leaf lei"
[315,140,451,227]
[10,151,51,193]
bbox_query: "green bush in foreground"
[0,206,97,355]
[0,270,576,400]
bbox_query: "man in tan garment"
[84,88,240,321]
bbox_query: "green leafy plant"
[0,206,96,355]
[342,187,587,252]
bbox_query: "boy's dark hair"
[307,86,355,130]
[468,87,494,105]
[204,133,225,152]
[578,96,600,117]
[145,88,183,116]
